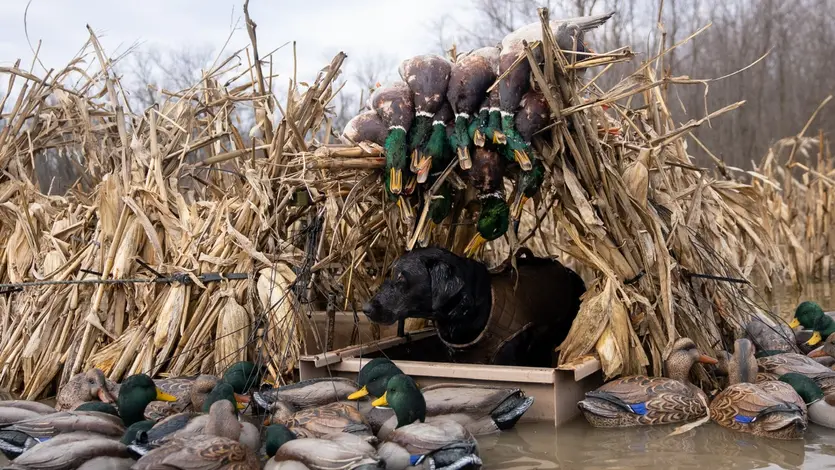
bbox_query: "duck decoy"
[142,374,220,420]
[263,425,382,470]
[744,317,796,354]
[372,82,415,195]
[399,55,453,182]
[805,314,835,347]
[132,435,260,470]
[757,351,835,396]
[347,357,532,437]
[371,374,482,470]
[55,368,115,411]
[578,337,717,427]
[463,146,509,257]
[447,47,499,170]
[264,400,375,441]
[779,372,835,428]
[341,110,389,147]
[252,377,361,412]
[709,339,807,439]
[2,431,131,470]
[788,301,829,330]
[0,401,55,427]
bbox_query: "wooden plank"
[305,329,437,367]
[332,358,557,384]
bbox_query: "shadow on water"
[480,282,835,469]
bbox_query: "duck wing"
[583,376,705,420]
[133,436,259,470]
[287,403,373,440]
[8,432,129,470]
[5,411,124,438]
[758,353,835,377]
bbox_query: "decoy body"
[710,339,808,439]
[578,338,716,427]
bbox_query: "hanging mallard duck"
[464,146,509,257]
[340,109,388,147]
[399,54,452,182]
[415,101,454,183]
[372,82,415,195]
[509,91,550,227]
[447,46,499,170]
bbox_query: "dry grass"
[0,7,825,397]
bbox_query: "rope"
[0,272,249,291]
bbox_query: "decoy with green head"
[463,146,509,257]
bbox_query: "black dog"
[363,247,586,367]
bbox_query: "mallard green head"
[75,401,119,417]
[265,424,297,457]
[500,113,532,170]
[117,374,177,426]
[791,301,824,329]
[464,194,510,258]
[221,361,271,395]
[428,184,453,225]
[348,357,404,400]
[121,419,155,445]
[806,315,835,347]
[511,160,545,224]
[371,374,426,428]
[779,373,824,405]
[203,382,246,413]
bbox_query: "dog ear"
[428,259,464,312]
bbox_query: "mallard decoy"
[263,425,382,470]
[780,372,835,428]
[140,374,220,420]
[264,401,375,441]
[447,46,499,170]
[252,377,360,412]
[128,382,245,455]
[74,401,120,417]
[0,401,55,426]
[399,55,452,181]
[372,82,415,195]
[76,456,135,470]
[788,301,830,330]
[744,318,796,353]
[805,314,835,347]
[757,351,835,395]
[132,435,260,470]
[578,337,717,427]
[348,357,531,437]
[341,110,389,147]
[709,338,807,439]
[55,368,115,411]
[371,374,482,470]
[463,147,509,257]
[3,431,131,470]
[115,374,179,427]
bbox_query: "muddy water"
[481,282,835,469]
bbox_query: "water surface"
[481,282,835,469]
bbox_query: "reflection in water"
[481,284,835,469]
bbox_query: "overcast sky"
[0,0,476,93]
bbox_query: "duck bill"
[416,156,432,184]
[96,388,115,404]
[410,149,420,173]
[464,233,487,258]
[789,318,801,329]
[389,168,402,195]
[513,149,533,171]
[512,194,529,223]
[262,377,276,386]
[457,146,472,170]
[403,176,417,196]
[492,130,507,145]
[347,386,369,401]
[371,392,388,408]
[473,129,485,147]
[807,331,823,346]
[697,354,719,365]
[234,393,251,403]
[809,347,829,359]
[156,388,178,403]
[235,401,247,411]
[263,416,273,426]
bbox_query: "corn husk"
[215,295,250,373]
